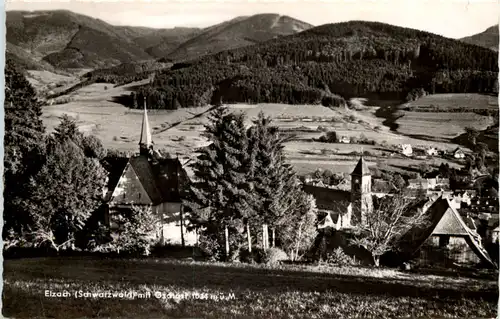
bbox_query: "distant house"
[340,136,350,144]
[408,179,429,190]
[401,144,413,156]
[426,147,438,156]
[453,148,465,159]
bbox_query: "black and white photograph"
[2,0,499,318]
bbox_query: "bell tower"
[139,97,153,156]
[350,156,373,225]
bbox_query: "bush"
[239,247,266,264]
[322,247,359,266]
[198,232,224,262]
[94,205,160,256]
[261,248,288,265]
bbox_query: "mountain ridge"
[6,10,312,70]
[460,24,499,51]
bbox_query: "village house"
[400,196,496,268]
[339,136,351,144]
[401,144,413,156]
[453,147,466,159]
[103,103,197,247]
[426,147,439,156]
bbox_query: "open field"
[394,112,495,140]
[405,93,498,111]
[26,70,80,95]
[41,82,493,175]
[3,257,498,319]
[391,93,497,141]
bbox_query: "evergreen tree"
[185,107,254,259]
[4,59,46,236]
[247,112,302,245]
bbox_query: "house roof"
[107,154,187,206]
[351,156,370,176]
[302,184,351,211]
[403,196,496,267]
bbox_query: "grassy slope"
[3,257,497,318]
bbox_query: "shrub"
[318,131,337,143]
[261,248,288,265]
[322,247,359,266]
[94,205,160,256]
[198,232,224,262]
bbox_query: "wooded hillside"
[126,21,498,110]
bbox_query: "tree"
[351,195,428,266]
[15,119,108,251]
[4,59,46,237]
[247,112,301,248]
[464,127,479,146]
[278,193,318,261]
[184,107,254,260]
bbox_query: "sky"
[5,0,500,39]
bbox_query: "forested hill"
[126,21,498,110]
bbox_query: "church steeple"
[139,97,153,155]
[350,156,373,226]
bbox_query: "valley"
[41,76,496,177]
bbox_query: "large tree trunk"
[225,225,229,260]
[373,255,381,267]
[247,223,252,253]
[262,224,269,249]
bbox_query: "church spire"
[139,97,152,155]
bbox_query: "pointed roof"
[139,98,152,148]
[404,196,497,268]
[351,156,370,176]
[106,154,188,205]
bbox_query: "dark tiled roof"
[401,196,496,267]
[351,156,370,176]
[101,156,129,191]
[302,184,351,211]
[108,154,187,206]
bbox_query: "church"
[102,102,197,246]
[303,156,373,229]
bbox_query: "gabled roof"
[302,184,350,210]
[351,156,370,176]
[405,196,496,267]
[107,154,187,206]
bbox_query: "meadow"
[40,79,494,175]
[3,257,498,319]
